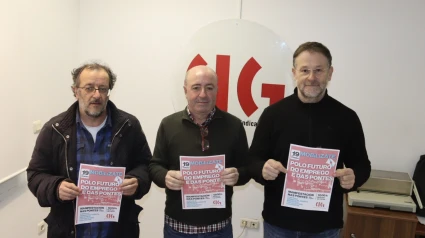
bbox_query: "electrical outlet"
[33,120,42,134]
[37,221,47,235]
[240,218,260,229]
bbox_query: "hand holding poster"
[281,144,339,211]
[180,155,225,209]
[75,164,126,224]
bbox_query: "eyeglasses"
[200,126,209,151]
[77,86,111,96]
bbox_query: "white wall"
[0,0,79,237]
[0,0,79,180]
[1,0,425,237]
[241,0,425,174]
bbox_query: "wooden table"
[344,204,418,238]
[416,222,425,237]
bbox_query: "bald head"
[184,65,218,86]
[184,65,218,119]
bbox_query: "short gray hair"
[71,62,117,89]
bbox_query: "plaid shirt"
[75,109,114,238]
[165,215,231,234]
[186,107,216,127]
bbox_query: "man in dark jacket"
[249,42,371,238]
[149,65,250,237]
[27,62,152,238]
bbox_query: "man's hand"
[165,170,184,190]
[334,168,355,189]
[121,178,139,196]
[262,159,287,180]
[220,168,239,186]
[58,181,81,201]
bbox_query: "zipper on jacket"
[109,119,129,155]
[52,124,77,238]
[52,125,71,179]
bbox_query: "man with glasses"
[27,62,152,238]
[249,42,371,238]
[149,65,250,237]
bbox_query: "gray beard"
[301,89,322,98]
[299,87,327,103]
[85,108,104,118]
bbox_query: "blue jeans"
[164,223,233,238]
[264,222,340,238]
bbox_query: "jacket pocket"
[45,213,70,238]
[119,199,143,223]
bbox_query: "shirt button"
[66,135,70,139]
[55,123,59,126]
[110,162,114,166]
[69,167,73,171]
[71,230,74,234]
[119,134,122,137]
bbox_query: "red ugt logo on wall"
[188,54,286,117]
